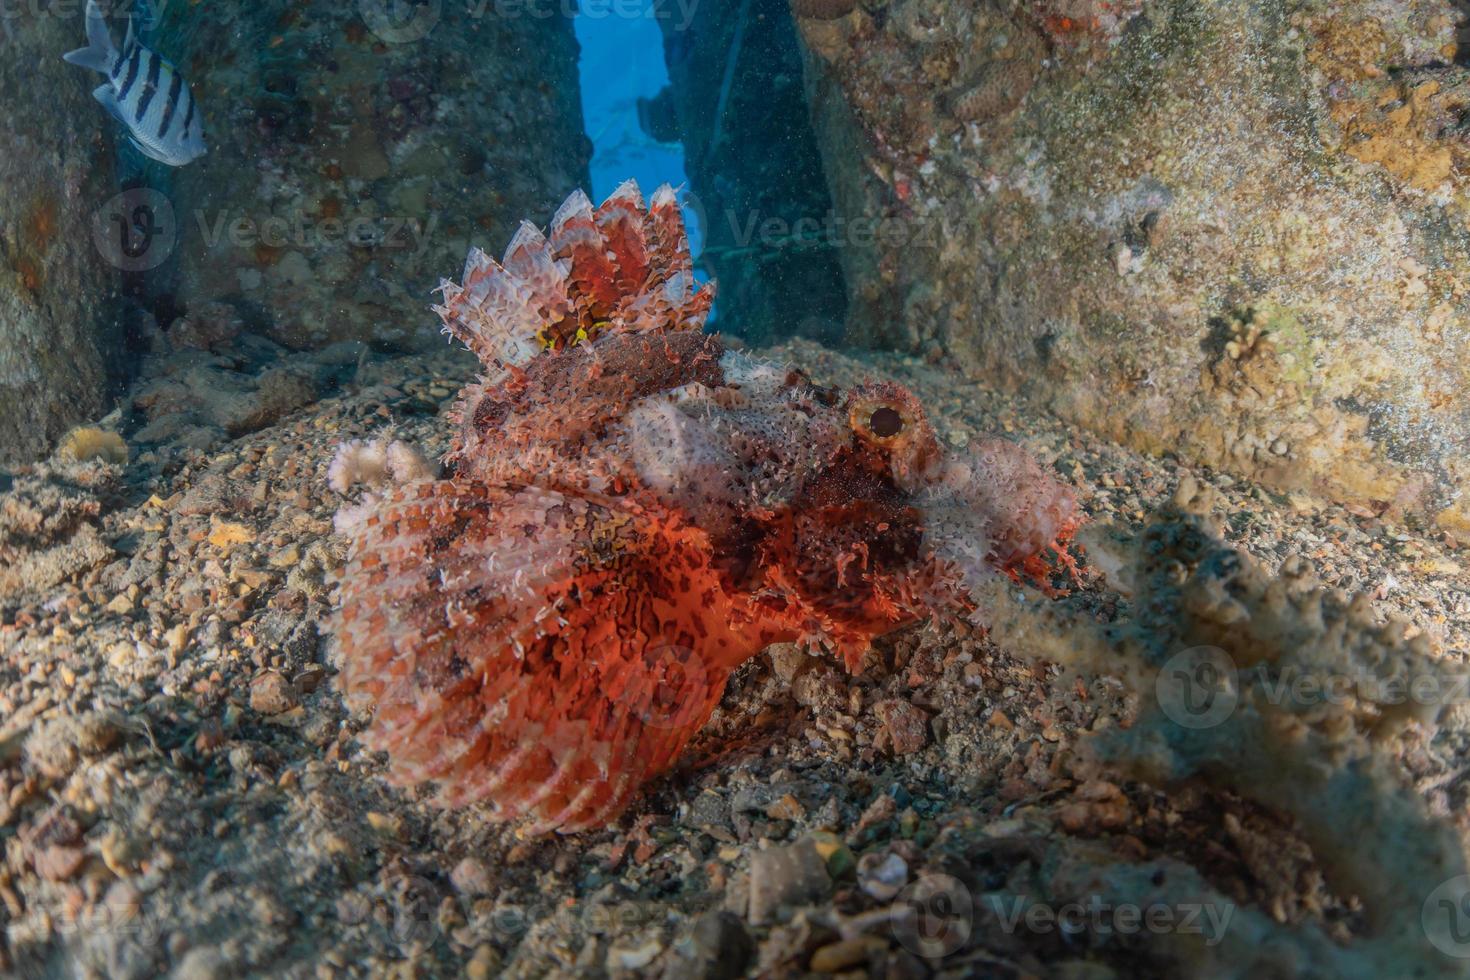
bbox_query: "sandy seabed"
[2,335,1468,979]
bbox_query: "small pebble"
[249,671,296,715]
[857,850,909,901]
[810,937,888,973]
[747,837,832,925]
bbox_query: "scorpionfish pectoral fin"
[332,480,756,834]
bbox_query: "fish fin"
[126,135,175,166]
[435,181,714,374]
[91,84,131,127]
[333,481,746,833]
[63,46,112,72]
[62,0,116,73]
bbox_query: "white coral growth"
[328,438,439,535]
[328,438,437,494]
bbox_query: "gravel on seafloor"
[0,336,1466,978]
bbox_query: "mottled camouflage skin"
[332,182,1080,833]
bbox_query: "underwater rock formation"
[0,8,123,465]
[791,0,1470,533]
[164,1,589,351]
[652,0,848,345]
[127,323,363,458]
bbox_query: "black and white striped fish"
[63,0,205,167]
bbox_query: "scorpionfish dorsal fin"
[433,180,715,373]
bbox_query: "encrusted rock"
[747,837,833,925]
[169,2,589,351]
[0,5,122,464]
[249,671,297,715]
[874,698,930,755]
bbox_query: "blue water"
[574,2,703,258]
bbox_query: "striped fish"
[63,0,205,167]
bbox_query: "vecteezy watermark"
[358,0,442,44]
[1154,644,1470,731]
[892,874,973,958]
[890,874,1235,958]
[336,873,441,944]
[1249,664,1470,712]
[193,209,440,257]
[1156,645,1239,730]
[92,188,177,272]
[44,896,167,946]
[987,895,1235,947]
[1424,875,1470,959]
[91,195,439,270]
[335,873,659,947]
[709,207,950,257]
[625,643,710,731]
[1,0,174,27]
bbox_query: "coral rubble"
[972,479,1470,975]
[0,335,1467,976]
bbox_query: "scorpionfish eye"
[844,381,945,491]
[869,406,904,438]
[847,384,920,450]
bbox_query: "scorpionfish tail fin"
[332,481,749,834]
[433,180,715,374]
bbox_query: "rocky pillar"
[793,0,1470,532]
[0,3,124,464]
[653,0,847,345]
[167,0,590,351]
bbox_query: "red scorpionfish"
[331,181,1080,834]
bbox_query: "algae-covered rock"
[166,2,590,351]
[0,7,123,465]
[793,0,1470,531]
